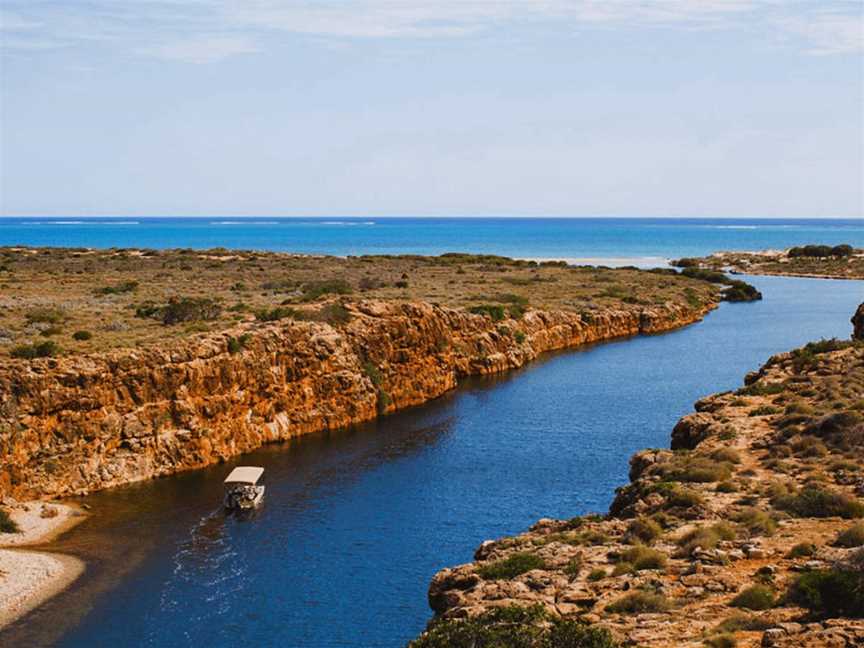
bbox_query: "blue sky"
[1,1,862,218]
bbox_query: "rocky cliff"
[417,333,864,647]
[0,299,712,499]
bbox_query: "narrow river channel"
[4,274,862,648]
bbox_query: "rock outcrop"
[416,337,864,647]
[0,299,712,499]
[852,303,864,341]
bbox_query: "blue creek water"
[4,273,862,648]
[1,217,863,263]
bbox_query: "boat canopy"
[224,466,264,485]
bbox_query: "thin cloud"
[140,35,259,64]
[0,1,861,62]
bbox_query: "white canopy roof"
[224,466,264,485]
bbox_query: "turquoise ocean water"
[1,217,862,262]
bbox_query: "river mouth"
[4,274,863,648]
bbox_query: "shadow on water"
[3,274,863,647]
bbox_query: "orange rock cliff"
[0,299,712,499]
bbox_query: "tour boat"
[223,466,265,510]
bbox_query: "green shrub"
[226,334,251,354]
[376,389,392,414]
[619,546,666,571]
[312,303,352,325]
[787,542,817,558]
[665,486,705,509]
[514,331,526,344]
[749,406,779,417]
[255,306,298,322]
[711,448,741,464]
[301,279,352,300]
[0,509,19,533]
[788,244,854,258]
[677,522,737,554]
[477,552,547,580]
[25,307,65,324]
[773,487,864,519]
[409,604,620,648]
[95,280,139,295]
[729,585,774,610]
[732,508,777,537]
[626,517,662,544]
[834,522,864,548]
[722,281,762,302]
[612,562,634,576]
[469,304,507,321]
[72,330,93,341]
[605,591,670,614]
[564,557,582,579]
[713,614,772,633]
[587,568,606,581]
[10,340,61,359]
[789,569,864,617]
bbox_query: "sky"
[0,1,862,218]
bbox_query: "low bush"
[137,297,222,325]
[704,635,736,648]
[619,546,666,571]
[834,522,864,548]
[655,457,733,483]
[626,517,662,544]
[226,334,251,354]
[10,340,61,359]
[95,280,139,295]
[677,522,737,555]
[732,508,777,537]
[255,306,298,322]
[788,244,854,258]
[587,568,606,581]
[564,557,582,579]
[25,307,65,324]
[469,304,507,322]
[477,552,547,580]
[605,591,670,614]
[665,486,705,509]
[72,330,93,341]
[749,405,779,417]
[787,542,817,558]
[0,509,19,533]
[711,448,741,464]
[729,585,774,610]
[772,487,864,519]
[722,281,762,302]
[409,604,620,648]
[301,279,352,300]
[788,569,864,617]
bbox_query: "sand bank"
[0,501,86,629]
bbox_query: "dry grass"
[0,247,717,357]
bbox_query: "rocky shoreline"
[674,247,864,281]
[413,308,864,647]
[0,298,714,500]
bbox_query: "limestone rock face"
[852,303,864,340]
[0,299,711,499]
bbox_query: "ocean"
[1,217,862,264]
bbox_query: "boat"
[223,466,265,510]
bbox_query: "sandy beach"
[0,501,86,629]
